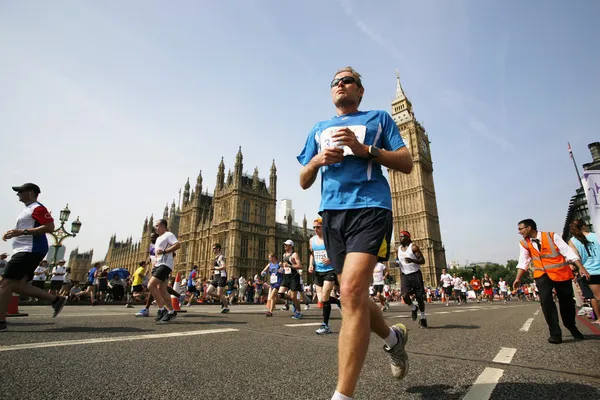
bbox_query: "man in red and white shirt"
[0,183,67,332]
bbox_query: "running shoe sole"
[384,323,409,380]
[52,296,67,318]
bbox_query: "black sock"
[323,303,332,325]
[52,296,60,304]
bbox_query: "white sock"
[168,310,175,314]
[420,311,426,319]
[382,327,398,349]
[158,307,165,311]
[410,304,417,311]
[331,390,352,400]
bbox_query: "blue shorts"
[270,283,280,290]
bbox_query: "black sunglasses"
[331,76,358,88]
[313,226,322,229]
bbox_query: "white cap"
[58,259,66,263]
[102,265,110,270]
[284,240,294,246]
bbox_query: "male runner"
[278,240,303,319]
[206,244,230,313]
[470,275,482,303]
[498,277,508,303]
[452,274,463,305]
[148,219,180,323]
[126,261,147,308]
[309,217,340,334]
[372,262,388,311]
[440,269,453,307]
[396,231,427,328]
[185,265,199,306]
[297,66,413,399]
[0,183,66,331]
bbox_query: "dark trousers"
[535,274,576,338]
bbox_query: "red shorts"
[484,288,493,296]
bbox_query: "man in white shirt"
[452,275,463,305]
[439,269,453,307]
[372,262,388,311]
[396,231,427,327]
[149,219,181,323]
[50,260,67,296]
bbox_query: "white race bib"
[284,267,292,274]
[484,282,490,287]
[314,250,327,263]
[214,270,221,276]
[270,273,278,284]
[318,125,367,156]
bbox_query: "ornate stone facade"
[388,72,447,286]
[103,149,314,281]
[68,248,94,283]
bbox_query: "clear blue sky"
[1,0,598,265]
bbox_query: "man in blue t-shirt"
[297,67,414,400]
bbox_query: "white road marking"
[492,347,516,364]
[284,323,322,327]
[519,318,534,332]
[534,310,540,316]
[435,311,451,314]
[453,310,468,313]
[462,367,504,400]
[389,314,410,318]
[0,328,238,352]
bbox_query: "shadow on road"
[425,324,480,330]
[405,382,599,400]
[6,322,55,327]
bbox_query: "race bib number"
[319,125,367,156]
[313,250,327,263]
[270,273,278,284]
[214,270,221,276]
[284,267,292,274]
[484,282,490,287]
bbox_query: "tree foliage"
[448,260,533,286]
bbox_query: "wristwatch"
[368,145,380,159]
[22,229,30,236]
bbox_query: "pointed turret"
[183,178,190,204]
[234,146,243,185]
[217,157,225,191]
[252,167,259,190]
[163,203,169,220]
[148,214,154,232]
[302,214,307,232]
[170,200,176,214]
[143,216,148,233]
[196,170,203,192]
[269,159,277,200]
[227,169,233,186]
[394,69,407,102]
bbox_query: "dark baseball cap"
[12,183,41,194]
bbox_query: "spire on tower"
[395,69,406,102]
[163,203,169,220]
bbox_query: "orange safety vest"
[520,232,574,282]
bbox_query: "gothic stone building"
[388,72,447,287]
[104,149,314,281]
[68,248,94,283]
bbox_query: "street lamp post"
[48,204,82,266]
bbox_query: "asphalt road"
[1,301,599,400]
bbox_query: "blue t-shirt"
[311,236,333,273]
[571,233,600,276]
[296,110,405,212]
[88,267,97,284]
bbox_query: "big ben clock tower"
[388,71,447,286]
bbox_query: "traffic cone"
[171,271,186,313]
[7,293,28,317]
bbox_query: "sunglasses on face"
[331,76,357,88]
[313,226,322,229]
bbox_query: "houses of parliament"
[71,73,446,286]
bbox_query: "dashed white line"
[436,311,451,314]
[0,328,239,352]
[534,310,540,316]
[519,318,534,332]
[462,367,505,400]
[492,347,517,364]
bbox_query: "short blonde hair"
[313,217,322,224]
[333,66,363,88]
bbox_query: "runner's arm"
[407,244,425,264]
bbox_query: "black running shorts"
[400,270,425,297]
[322,208,393,275]
[281,273,301,292]
[210,276,227,288]
[152,265,171,282]
[2,252,45,281]
[314,270,338,287]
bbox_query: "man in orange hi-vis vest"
[513,218,586,344]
